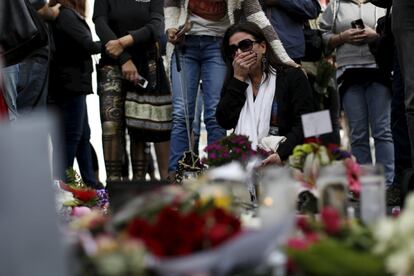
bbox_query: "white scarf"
[235,72,276,150]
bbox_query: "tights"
[99,65,147,180]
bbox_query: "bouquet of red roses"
[202,134,258,167]
[126,203,241,257]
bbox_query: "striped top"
[164,0,293,64]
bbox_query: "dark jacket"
[216,67,315,160]
[50,7,101,95]
[263,0,321,60]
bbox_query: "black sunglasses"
[228,39,259,58]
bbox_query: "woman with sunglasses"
[216,22,315,166]
[165,0,300,177]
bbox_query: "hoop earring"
[261,56,267,70]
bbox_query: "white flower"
[386,250,413,276]
[396,212,414,238]
[405,194,414,211]
[373,219,395,253]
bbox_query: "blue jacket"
[263,0,321,60]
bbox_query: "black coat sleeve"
[128,0,164,44]
[215,78,249,130]
[56,9,101,55]
[277,68,315,160]
[93,0,131,64]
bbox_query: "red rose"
[127,218,151,239]
[207,224,232,247]
[320,207,342,235]
[296,216,313,234]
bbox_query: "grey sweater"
[318,0,385,68]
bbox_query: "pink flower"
[71,206,92,217]
[287,238,312,250]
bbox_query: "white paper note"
[301,110,333,138]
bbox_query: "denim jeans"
[342,81,394,185]
[1,58,48,121]
[169,35,227,172]
[57,94,97,188]
[392,0,414,166]
[2,64,20,121]
[192,84,204,154]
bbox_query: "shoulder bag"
[0,0,49,66]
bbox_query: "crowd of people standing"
[1,0,413,204]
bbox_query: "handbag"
[369,7,393,76]
[125,43,172,139]
[0,0,49,66]
[302,21,323,62]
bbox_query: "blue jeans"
[342,82,394,185]
[58,94,97,187]
[2,64,19,121]
[1,58,48,121]
[169,35,227,172]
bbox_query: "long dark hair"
[221,22,284,84]
[50,0,86,17]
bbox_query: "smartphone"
[176,24,186,38]
[176,22,193,38]
[351,19,365,29]
[137,75,148,89]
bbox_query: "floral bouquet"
[71,185,243,275]
[110,185,241,257]
[288,142,360,198]
[202,134,261,167]
[286,207,386,275]
[127,204,241,257]
[58,168,108,210]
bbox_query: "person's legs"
[391,54,412,185]
[130,137,147,180]
[89,143,101,185]
[366,82,395,186]
[342,83,372,164]
[393,0,414,165]
[200,36,227,146]
[154,141,170,179]
[192,84,203,155]
[16,58,48,114]
[168,36,201,173]
[60,95,85,170]
[2,64,20,121]
[98,65,125,181]
[75,98,99,188]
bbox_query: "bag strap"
[332,0,340,33]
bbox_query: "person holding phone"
[319,0,395,187]
[93,0,172,181]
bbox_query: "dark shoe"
[386,185,401,206]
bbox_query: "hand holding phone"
[351,19,365,29]
[136,75,148,89]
